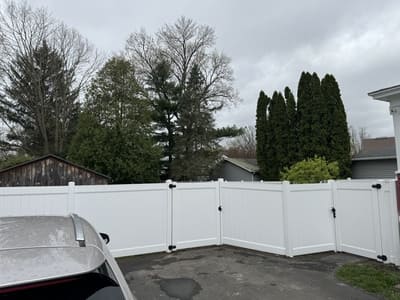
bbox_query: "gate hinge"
[377,255,387,261]
[331,207,336,218]
[372,183,382,189]
[168,245,176,251]
[169,184,176,189]
[218,206,222,212]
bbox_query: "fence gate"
[334,181,386,261]
[168,182,221,251]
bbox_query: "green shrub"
[280,156,339,183]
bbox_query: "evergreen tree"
[146,60,180,179]
[256,91,269,179]
[297,72,330,160]
[265,91,289,180]
[172,64,219,181]
[128,18,239,180]
[297,72,314,160]
[68,57,161,183]
[0,41,79,156]
[321,74,351,177]
[284,87,298,166]
[311,72,329,157]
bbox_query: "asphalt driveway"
[117,246,382,300]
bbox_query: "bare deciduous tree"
[126,16,238,110]
[349,126,369,155]
[225,126,256,158]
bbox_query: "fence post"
[328,180,339,252]
[165,179,173,253]
[282,181,292,257]
[217,178,224,245]
[388,180,400,265]
[67,182,75,214]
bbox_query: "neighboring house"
[214,156,260,181]
[352,137,397,179]
[0,154,109,187]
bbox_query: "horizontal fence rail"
[0,179,399,265]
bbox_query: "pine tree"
[146,60,180,179]
[256,91,269,179]
[284,87,298,166]
[321,74,351,177]
[172,64,219,181]
[266,91,289,180]
[1,41,79,156]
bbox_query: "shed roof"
[222,156,259,173]
[0,154,110,179]
[352,137,396,161]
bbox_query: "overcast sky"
[32,0,400,137]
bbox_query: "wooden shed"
[0,154,109,187]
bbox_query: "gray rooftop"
[353,137,396,160]
[223,156,259,173]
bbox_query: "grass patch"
[336,262,400,300]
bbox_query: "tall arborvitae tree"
[321,74,351,177]
[256,91,269,179]
[310,72,329,157]
[297,72,330,160]
[284,87,298,166]
[297,72,314,160]
[265,91,289,180]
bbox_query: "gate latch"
[377,255,387,261]
[169,184,176,189]
[331,207,336,218]
[168,245,176,251]
[218,206,222,212]
[372,183,382,189]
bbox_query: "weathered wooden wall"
[0,157,108,186]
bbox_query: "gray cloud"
[32,0,400,137]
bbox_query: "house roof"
[352,137,396,161]
[368,84,400,102]
[0,154,110,179]
[222,156,259,173]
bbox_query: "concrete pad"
[117,246,382,300]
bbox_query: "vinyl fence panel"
[74,183,170,257]
[220,182,286,255]
[0,186,69,216]
[335,180,383,260]
[286,183,336,256]
[171,182,220,250]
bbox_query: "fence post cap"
[68,181,75,186]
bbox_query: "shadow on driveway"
[117,246,382,300]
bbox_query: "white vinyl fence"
[1,179,399,265]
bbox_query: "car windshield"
[0,272,125,300]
